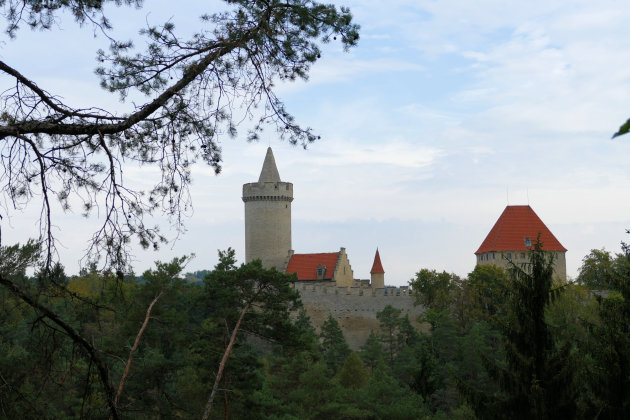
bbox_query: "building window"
[521,253,525,259]
[492,252,495,259]
[524,237,532,247]
[507,253,512,260]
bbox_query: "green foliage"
[204,250,301,344]
[581,292,630,418]
[576,242,630,419]
[613,117,630,138]
[359,361,429,419]
[0,243,306,418]
[376,305,404,365]
[359,330,384,372]
[8,240,630,419]
[577,248,630,291]
[460,264,509,325]
[410,269,461,312]
[469,240,575,419]
[319,315,351,372]
[337,352,368,389]
[0,239,40,277]
[577,248,616,289]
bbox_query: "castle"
[242,147,423,348]
[242,148,568,348]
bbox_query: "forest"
[1,239,630,419]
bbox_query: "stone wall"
[477,250,567,282]
[294,283,426,349]
[242,181,293,269]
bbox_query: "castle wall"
[477,250,567,282]
[243,181,293,269]
[295,284,426,349]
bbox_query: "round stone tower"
[242,147,293,269]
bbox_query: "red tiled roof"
[475,205,567,254]
[370,249,385,274]
[285,252,339,281]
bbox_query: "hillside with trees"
[2,240,630,419]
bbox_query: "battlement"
[295,282,423,349]
[242,181,293,202]
[293,282,410,297]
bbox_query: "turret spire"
[370,249,385,274]
[370,248,385,289]
[258,147,281,182]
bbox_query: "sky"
[2,0,630,285]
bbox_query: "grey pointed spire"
[258,147,281,182]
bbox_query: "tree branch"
[113,290,163,411]
[201,302,250,420]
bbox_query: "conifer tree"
[359,330,384,372]
[581,240,630,418]
[376,304,403,366]
[319,315,351,372]
[466,240,575,419]
[337,352,368,389]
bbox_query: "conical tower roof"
[370,249,385,274]
[258,147,281,182]
[475,205,567,254]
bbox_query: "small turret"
[370,249,385,289]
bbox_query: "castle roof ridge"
[475,205,567,254]
[285,251,339,281]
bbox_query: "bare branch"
[113,290,164,411]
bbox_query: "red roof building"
[285,247,355,286]
[475,205,567,280]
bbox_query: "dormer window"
[316,264,327,280]
[524,237,532,247]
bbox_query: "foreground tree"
[465,240,575,419]
[0,0,359,269]
[578,241,630,419]
[201,249,301,419]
